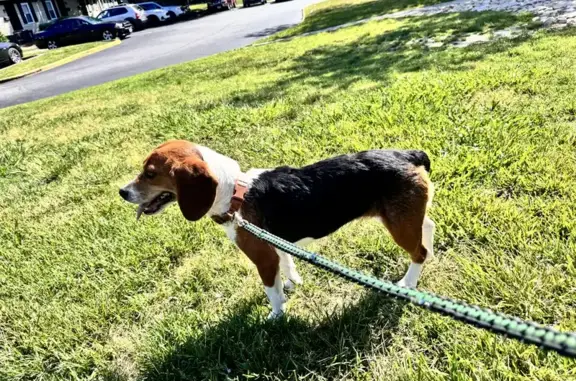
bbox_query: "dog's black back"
[243,150,431,242]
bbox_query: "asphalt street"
[0,0,316,109]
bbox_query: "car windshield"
[46,22,60,31]
[80,16,101,24]
[42,20,58,30]
[139,3,161,10]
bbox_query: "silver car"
[97,5,148,31]
[137,2,188,22]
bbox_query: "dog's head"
[119,140,218,221]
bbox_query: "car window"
[58,19,72,29]
[140,3,160,10]
[47,22,62,31]
[97,10,108,18]
[133,5,145,11]
[65,19,82,28]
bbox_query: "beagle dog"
[119,140,436,319]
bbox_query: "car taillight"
[135,13,140,19]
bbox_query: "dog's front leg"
[236,229,287,319]
[258,262,287,320]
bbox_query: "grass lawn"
[189,2,208,11]
[1,2,576,380]
[273,0,447,39]
[0,41,110,82]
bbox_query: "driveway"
[0,0,317,109]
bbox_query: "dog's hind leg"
[422,215,435,262]
[380,174,433,288]
[277,250,303,291]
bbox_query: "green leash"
[233,214,576,359]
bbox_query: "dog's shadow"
[139,292,407,380]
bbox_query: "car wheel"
[244,1,249,6]
[7,47,22,64]
[167,11,176,21]
[102,30,115,41]
[47,40,58,49]
[148,15,159,25]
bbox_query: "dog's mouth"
[137,192,176,219]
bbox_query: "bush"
[0,32,7,42]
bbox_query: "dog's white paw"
[397,278,417,289]
[267,310,285,320]
[284,278,302,292]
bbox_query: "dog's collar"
[211,176,249,224]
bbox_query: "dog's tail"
[405,150,431,173]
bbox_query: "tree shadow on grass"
[139,292,406,380]
[245,24,298,38]
[229,11,533,106]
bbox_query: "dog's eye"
[144,171,156,179]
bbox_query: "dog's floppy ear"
[172,158,218,221]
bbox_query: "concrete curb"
[0,39,121,84]
[250,0,316,48]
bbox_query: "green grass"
[1,3,576,380]
[0,41,108,81]
[189,2,208,11]
[272,0,447,39]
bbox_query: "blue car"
[34,16,131,49]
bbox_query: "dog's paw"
[283,278,301,292]
[267,310,285,320]
[397,278,417,289]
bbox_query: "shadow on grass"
[281,0,448,38]
[138,292,406,380]
[230,11,533,106]
[245,24,298,38]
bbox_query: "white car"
[135,2,174,24]
[97,5,148,31]
[137,2,188,21]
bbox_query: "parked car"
[136,2,181,23]
[243,0,266,7]
[0,42,23,67]
[97,5,148,31]
[207,0,236,11]
[34,17,131,49]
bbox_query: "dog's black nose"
[119,188,130,201]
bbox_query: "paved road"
[0,0,316,109]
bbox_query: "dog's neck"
[196,145,242,218]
